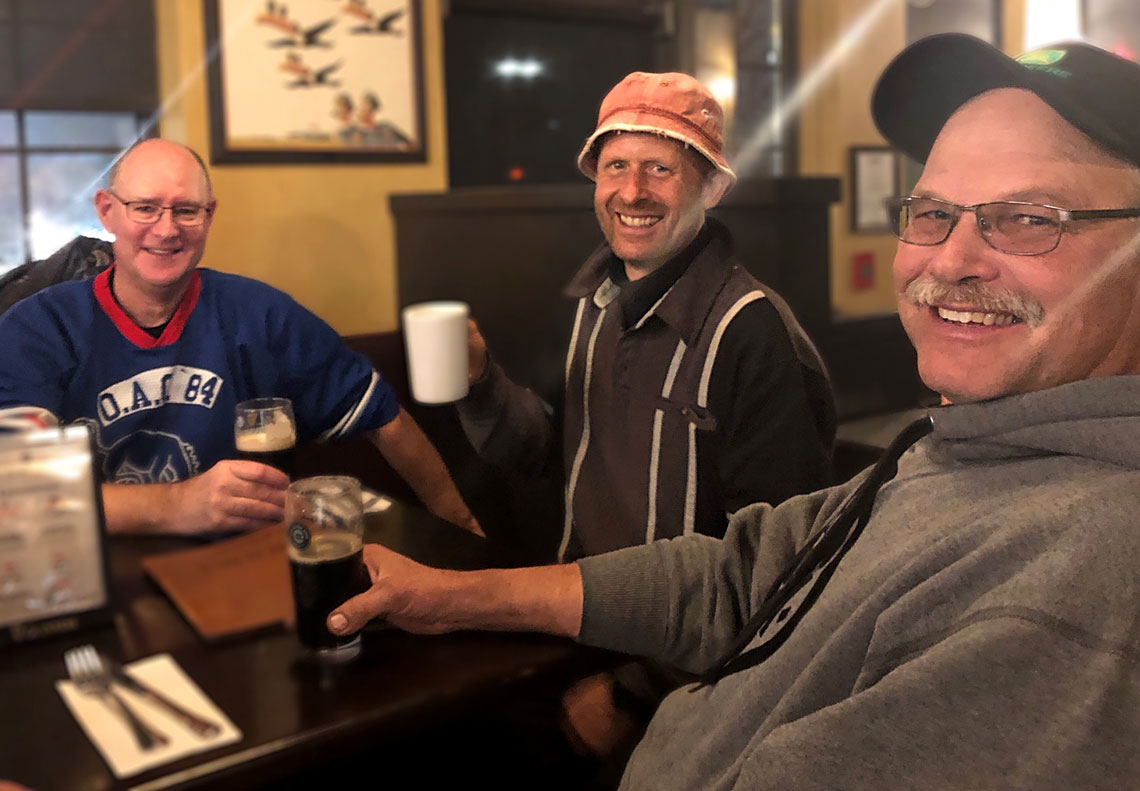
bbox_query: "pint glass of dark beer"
[285,476,368,662]
[234,397,297,477]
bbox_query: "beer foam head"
[235,417,296,452]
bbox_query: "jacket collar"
[564,217,738,346]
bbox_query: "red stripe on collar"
[93,266,202,349]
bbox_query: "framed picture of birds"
[204,0,425,163]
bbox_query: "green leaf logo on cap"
[1017,49,1067,66]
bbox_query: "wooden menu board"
[141,523,294,642]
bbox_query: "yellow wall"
[1003,0,1027,53]
[153,0,448,336]
[800,0,1029,318]
[799,0,906,319]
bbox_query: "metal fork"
[64,644,169,751]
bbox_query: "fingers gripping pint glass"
[285,476,369,662]
[234,397,297,477]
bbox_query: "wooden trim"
[446,0,660,27]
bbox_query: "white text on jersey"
[97,366,224,426]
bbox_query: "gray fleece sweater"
[578,375,1140,790]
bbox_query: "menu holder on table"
[142,523,293,642]
[0,425,112,646]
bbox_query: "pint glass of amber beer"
[234,397,297,477]
[285,476,369,662]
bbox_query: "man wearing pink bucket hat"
[457,71,835,770]
[576,70,738,192]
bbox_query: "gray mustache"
[904,276,1045,326]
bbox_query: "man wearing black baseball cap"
[876,34,1140,405]
[329,35,1140,789]
[873,33,1140,169]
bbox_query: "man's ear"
[701,171,732,209]
[93,189,115,231]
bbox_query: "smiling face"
[894,88,1140,403]
[94,140,215,303]
[593,132,721,278]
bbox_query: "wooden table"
[0,500,613,790]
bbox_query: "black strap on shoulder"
[693,416,934,688]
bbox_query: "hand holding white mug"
[401,301,470,404]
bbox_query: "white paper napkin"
[55,653,242,778]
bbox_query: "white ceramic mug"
[401,301,470,404]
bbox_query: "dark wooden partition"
[391,179,839,383]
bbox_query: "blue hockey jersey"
[0,267,399,483]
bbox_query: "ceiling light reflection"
[494,58,545,80]
[708,75,736,105]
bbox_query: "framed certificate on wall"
[0,426,112,646]
[850,145,899,233]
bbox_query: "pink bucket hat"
[576,71,736,188]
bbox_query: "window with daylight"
[0,110,145,275]
[0,0,157,276]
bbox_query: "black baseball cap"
[872,33,1140,168]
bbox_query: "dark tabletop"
[0,499,614,791]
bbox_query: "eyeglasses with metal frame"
[107,191,213,228]
[885,195,1140,256]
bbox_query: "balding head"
[108,139,213,199]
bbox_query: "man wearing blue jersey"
[0,138,481,537]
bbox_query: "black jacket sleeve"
[707,298,835,514]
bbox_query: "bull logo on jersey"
[101,428,200,484]
[112,452,185,484]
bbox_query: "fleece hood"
[924,376,1140,468]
